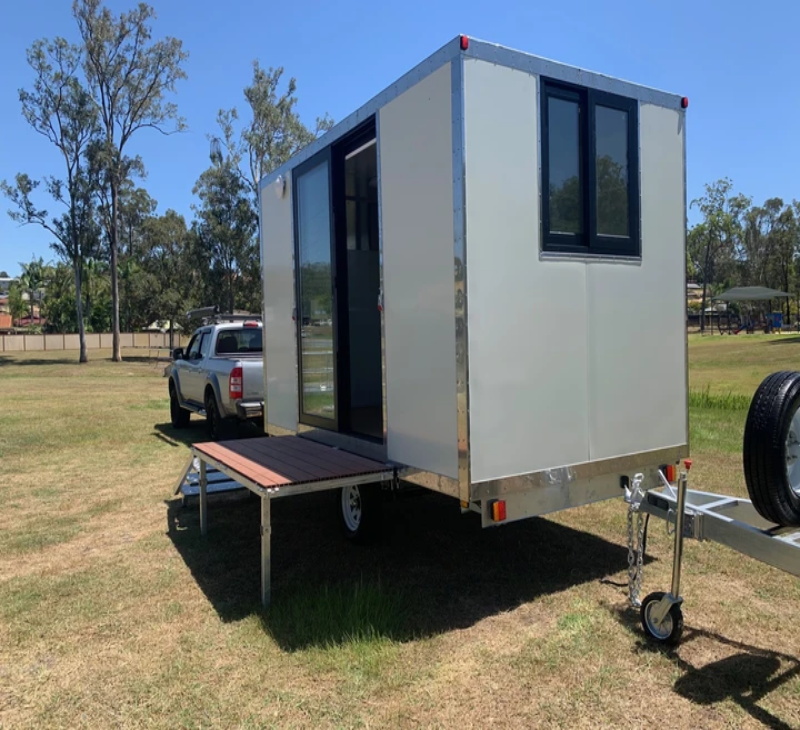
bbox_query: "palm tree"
[18,257,47,323]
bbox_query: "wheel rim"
[784,405,800,497]
[644,601,674,641]
[341,485,362,532]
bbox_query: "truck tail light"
[229,366,243,400]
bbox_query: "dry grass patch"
[0,342,798,729]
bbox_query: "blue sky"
[1,0,798,277]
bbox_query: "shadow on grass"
[0,354,81,367]
[767,335,800,346]
[151,420,264,448]
[166,489,634,650]
[608,604,800,730]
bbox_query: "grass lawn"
[1,341,798,729]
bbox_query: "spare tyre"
[743,370,800,527]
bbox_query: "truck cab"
[167,316,264,439]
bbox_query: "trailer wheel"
[169,384,190,428]
[640,591,683,646]
[743,371,800,527]
[339,484,382,544]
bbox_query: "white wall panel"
[464,59,591,483]
[587,104,687,458]
[380,63,458,478]
[261,181,298,432]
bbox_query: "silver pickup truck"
[166,318,264,439]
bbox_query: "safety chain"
[625,473,647,608]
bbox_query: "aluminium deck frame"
[183,445,397,606]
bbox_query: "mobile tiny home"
[259,35,688,526]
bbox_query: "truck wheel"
[205,392,227,441]
[169,384,190,428]
[743,371,800,527]
[338,484,382,544]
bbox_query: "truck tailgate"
[241,359,264,400]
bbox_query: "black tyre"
[338,483,383,545]
[640,591,684,646]
[743,371,800,527]
[169,383,190,428]
[205,391,228,441]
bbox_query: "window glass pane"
[199,333,210,358]
[215,328,262,354]
[547,96,582,235]
[595,106,629,237]
[296,161,335,419]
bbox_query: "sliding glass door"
[293,118,383,440]
[294,153,337,427]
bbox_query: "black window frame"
[541,78,640,258]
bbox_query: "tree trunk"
[700,234,715,334]
[785,269,791,322]
[110,180,122,361]
[700,280,709,334]
[74,265,88,364]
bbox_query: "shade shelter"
[713,286,790,302]
[713,286,790,332]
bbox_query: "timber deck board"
[192,436,389,489]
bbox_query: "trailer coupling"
[625,462,800,645]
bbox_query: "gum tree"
[1,37,100,362]
[74,0,187,361]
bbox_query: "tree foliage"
[688,178,800,329]
[7,281,28,322]
[191,158,259,314]
[74,0,187,361]
[215,63,333,205]
[1,35,101,361]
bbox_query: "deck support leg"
[199,460,208,536]
[260,495,272,607]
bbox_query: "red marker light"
[684,459,693,471]
[490,500,506,522]
[460,35,469,51]
[664,464,677,483]
[681,97,689,109]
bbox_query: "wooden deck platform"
[191,436,391,491]
[186,435,398,606]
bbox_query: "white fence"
[0,332,189,353]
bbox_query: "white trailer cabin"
[258,35,688,527]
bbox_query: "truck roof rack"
[186,306,262,325]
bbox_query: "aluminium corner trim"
[451,53,471,503]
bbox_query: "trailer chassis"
[626,462,800,645]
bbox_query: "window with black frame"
[541,79,640,257]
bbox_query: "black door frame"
[330,117,378,437]
[292,147,339,431]
[293,117,379,436]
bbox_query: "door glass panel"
[344,138,382,439]
[595,105,629,237]
[547,96,583,235]
[296,160,335,419]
